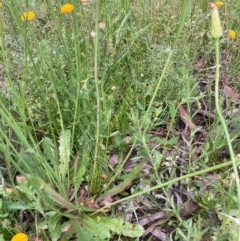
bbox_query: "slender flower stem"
[214,39,240,215]
[91,0,101,193]
[91,158,240,215]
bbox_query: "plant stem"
[92,158,240,215]
[91,0,101,193]
[214,39,240,216]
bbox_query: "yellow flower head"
[215,1,224,7]
[11,233,28,241]
[21,11,36,22]
[229,30,236,40]
[0,2,3,8]
[60,3,74,14]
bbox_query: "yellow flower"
[60,3,74,14]
[0,2,3,8]
[215,1,224,7]
[11,233,28,241]
[21,11,36,22]
[229,30,236,39]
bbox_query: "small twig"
[196,109,215,119]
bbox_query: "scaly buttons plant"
[21,11,35,22]
[11,233,28,241]
[61,3,74,14]
[229,30,236,40]
[210,2,223,39]
[215,1,224,7]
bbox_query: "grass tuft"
[0,0,240,240]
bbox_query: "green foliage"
[58,129,71,180]
[174,217,209,241]
[75,215,144,240]
[0,0,240,240]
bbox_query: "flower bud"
[210,2,223,39]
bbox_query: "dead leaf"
[139,212,166,226]
[109,154,118,169]
[139,195,152,209]
[152,227,170,241]
[102,195,112,208]
[224,84,239,102]
[33,236,43,241]
[139,178,151,191]
[174,192,183,206]
[123,159,137,173]
[83,200,100,209]
[180,200,199,218]
[125,212,133,223]
[178,105,196,131]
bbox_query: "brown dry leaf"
[174,192,183,206]
[125,212,133,222]
[33,237,43,241]
[180,200,199,218]
[223,84,240,102]
[139,195,152,209]
[102,195,112,208]
[139,178,151,191]
[141,162,152,175]
[78,187,88,201]
[143,219,168,239]
[123,159,137,173]
[152,227,170,241]
[109,154,118,169]
[139,212,166,226]
[84,200,100,209]
[178,105,196,131]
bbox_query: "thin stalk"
[214,39,240,215]
[71,9,81,148]
[92,158,240,215]
[91,0,101,193]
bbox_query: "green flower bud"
[210,3,223,39]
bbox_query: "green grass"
[0,0,240,240]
